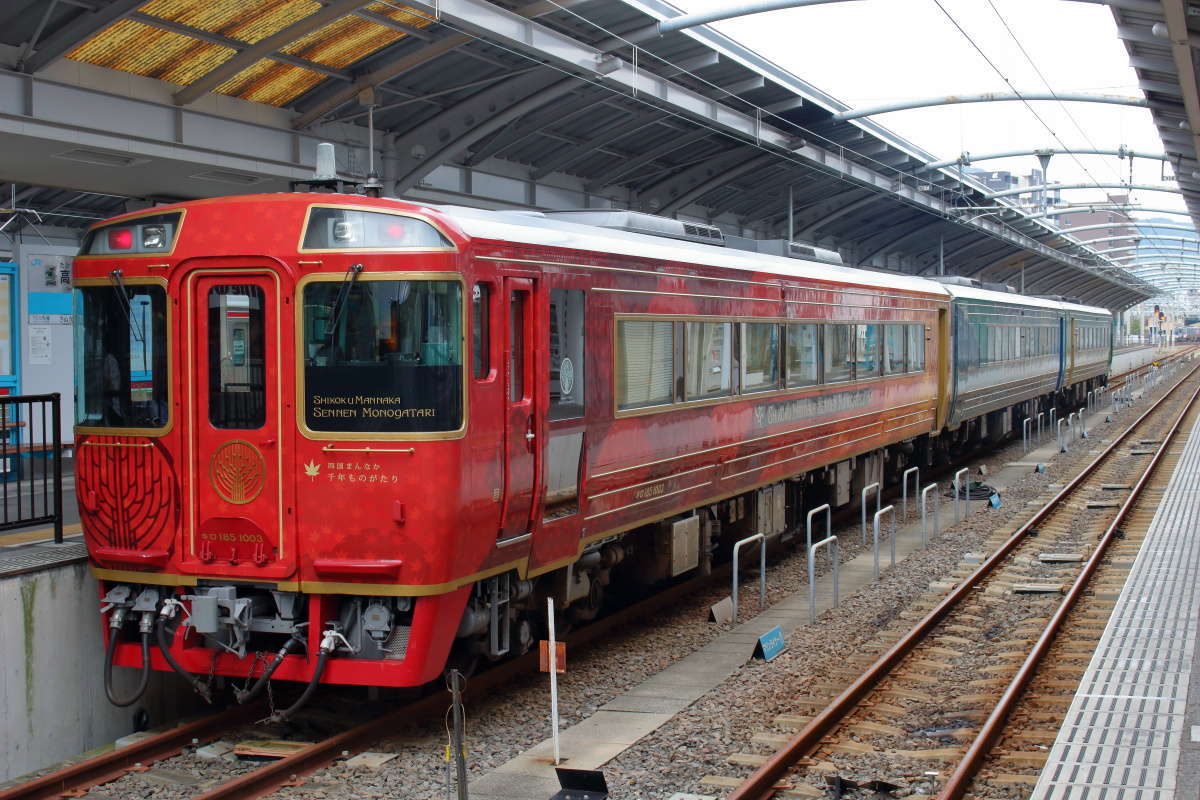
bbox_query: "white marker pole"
[547,597,560,765]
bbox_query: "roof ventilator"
[725,236,844,265]
[542,210,726,246]
[932,275,980,288]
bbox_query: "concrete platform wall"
[0,560,195,783]
[1113,345,1170,375]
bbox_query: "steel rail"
[726,360,1200,800]
[937,351,1200,797]
[0,703,266,800]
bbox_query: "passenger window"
[741,322,780,392]
[824,324,853,383]
[208,285,265,429]
[616,319,673,410]
[785,324,818,388]
[907,325,925,373]
[883,325,906,375]
[472,282,490,379]
[685,321,732,400]
[856,324,880,378]
[549,289,585,420]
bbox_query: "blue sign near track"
[755,626,786,661]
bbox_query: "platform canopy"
[0,0,1163,308]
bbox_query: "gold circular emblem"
[209,440,267,505]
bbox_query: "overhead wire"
[930,0,1145,278]
[931,0,1111,194]
[366,0,1148,294]
[985,0,1126,186]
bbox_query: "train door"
[1065,316,1075,387]
[185,271,293,576]
[499,276,539,539]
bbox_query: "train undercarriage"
[100,376,1106,713]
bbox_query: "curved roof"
[0,0,1159,309]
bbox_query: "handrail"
[920,482,940,547]
[807,535,839,625]
[731,533,766,624]
[901,466,919,521]
[860,481,880,544]
[872,504,895,579]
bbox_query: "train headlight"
[141,225,166,249]
[332,220,359,244]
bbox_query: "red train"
[76,193,1110,710]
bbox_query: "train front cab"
[78,199,498,705]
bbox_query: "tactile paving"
[1031,412,1200,798]
[0,540,87,577]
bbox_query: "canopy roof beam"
[21,0,151,73]
[832,92,1147,123]
[986,182,1182,200]
[920,145,1167,173]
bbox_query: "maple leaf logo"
[303,460,320,478]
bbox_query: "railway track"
[722,359,1200,799]
[0,553,724,800]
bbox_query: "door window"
[510,290,527,403]
[208,285,266,429]
[548,289,585,420]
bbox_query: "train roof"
[428,202,951,297]
[430,203,1113,317]
[942,283,1112,317]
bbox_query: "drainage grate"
[1031,413,1200,799]
[0,541,88,578]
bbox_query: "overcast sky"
[671,0,1185,218]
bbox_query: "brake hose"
[235,631,306,705]
[268,648,329,723]
[104,629,151,708]
[154,614,212,703]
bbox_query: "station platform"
[1031,399,1200,799]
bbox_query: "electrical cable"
[945,481,998,501]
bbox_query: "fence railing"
[0,393,64,542]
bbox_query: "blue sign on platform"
[754,625,786,661]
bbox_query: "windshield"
[74,284,169,430]
[302,278,463,434]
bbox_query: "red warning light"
[385,223,407,241]
[107,228,133,250]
